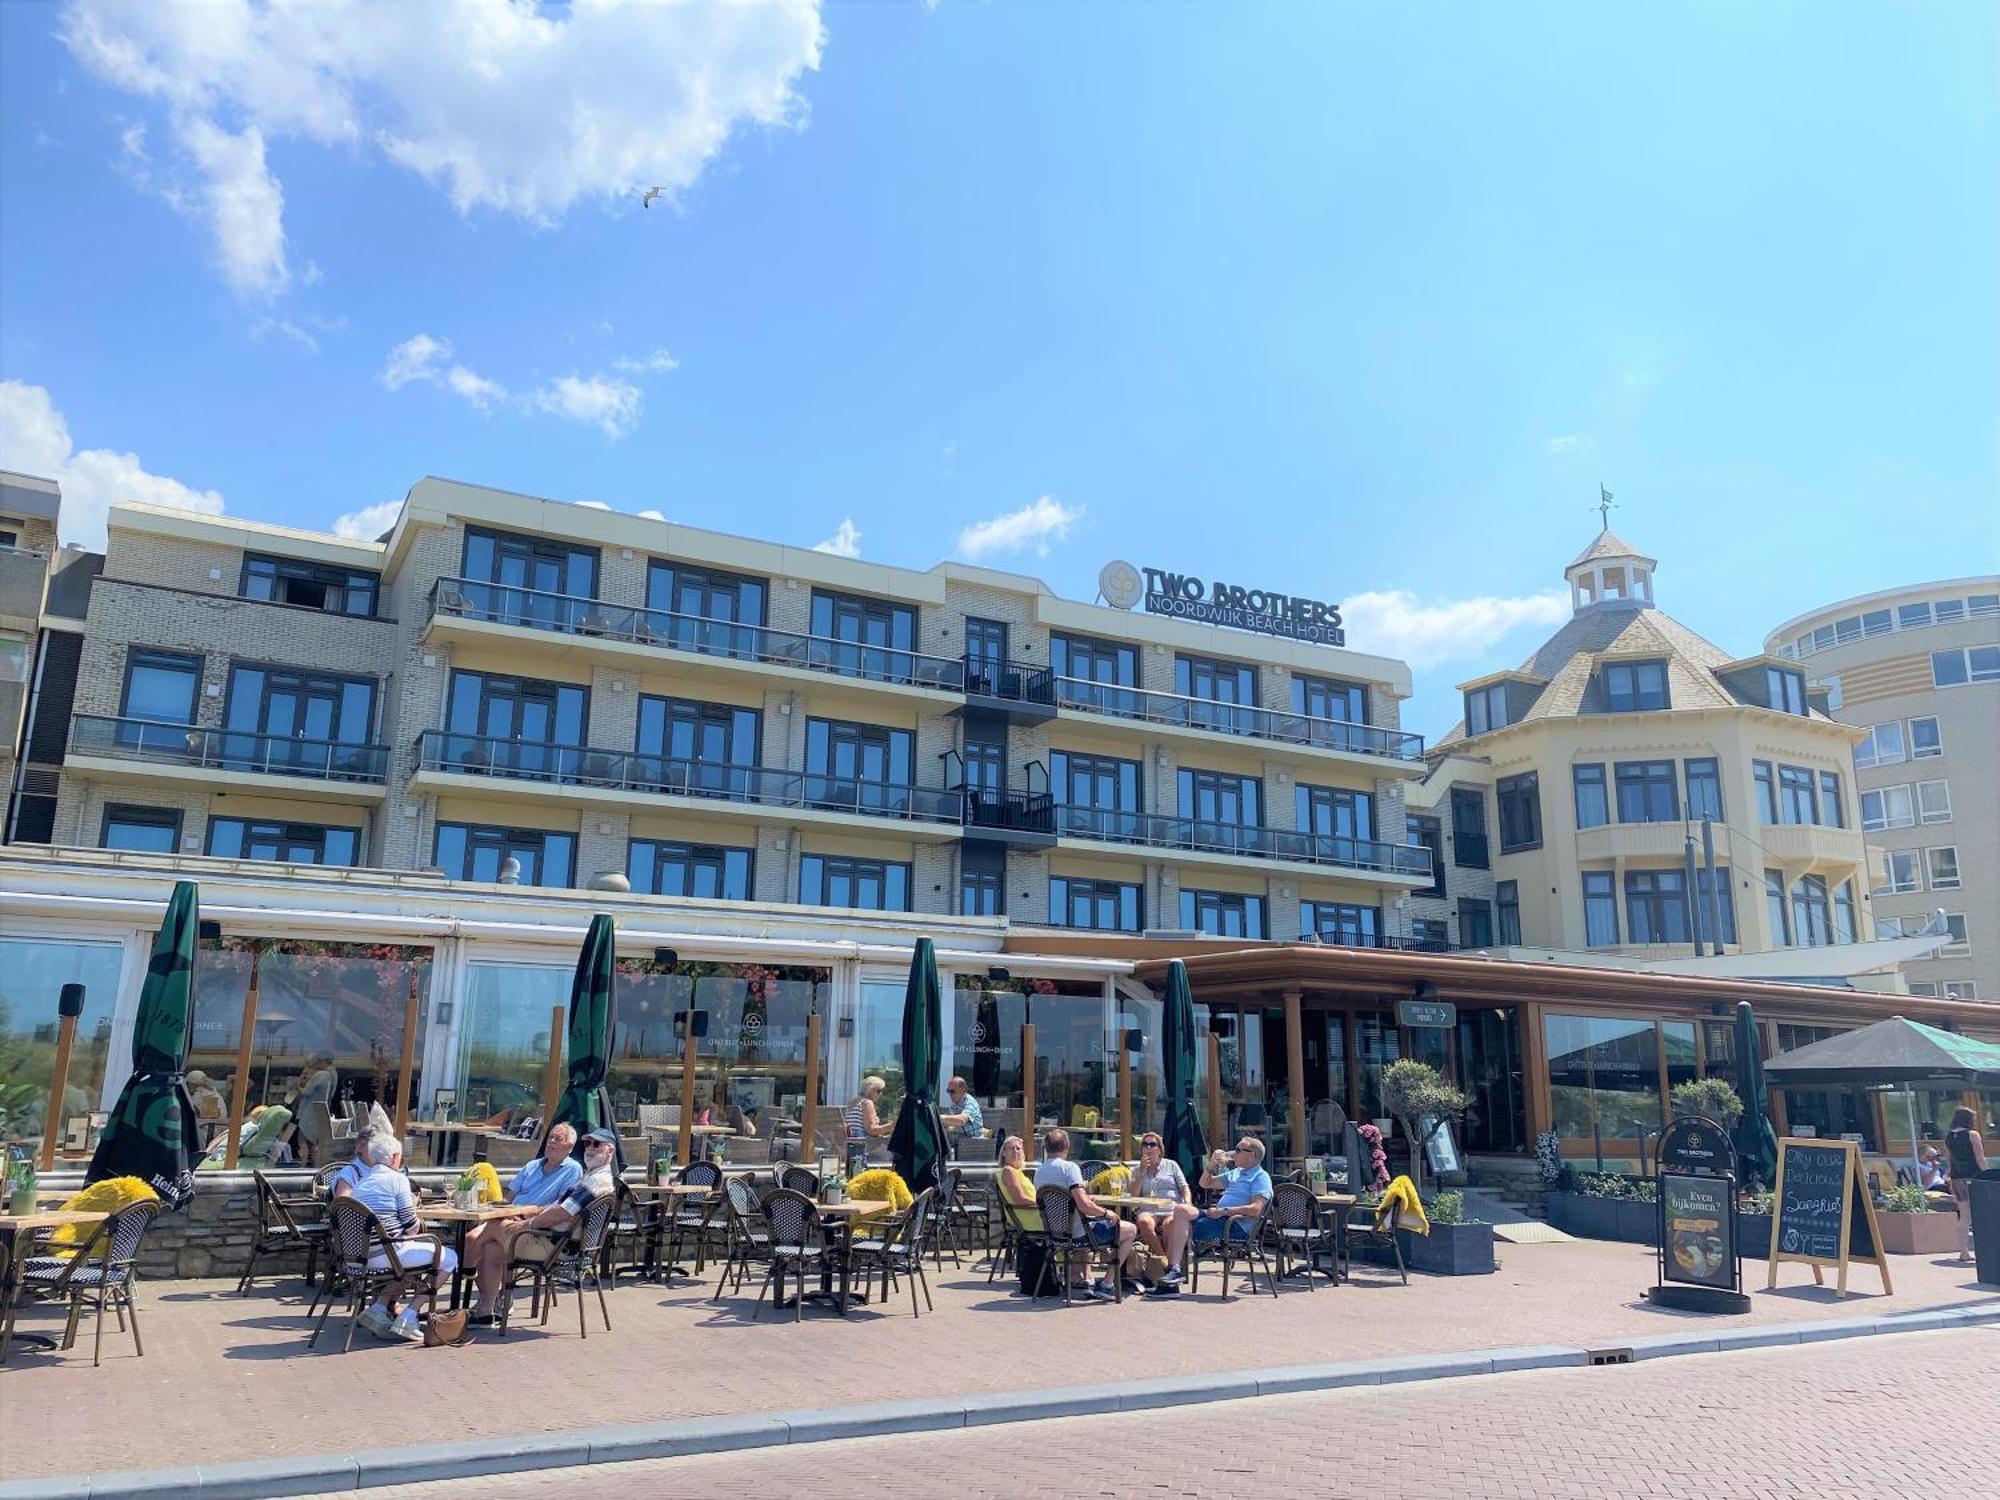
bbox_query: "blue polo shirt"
[1214,1164,1273,1212]
[510,1154,584,1207]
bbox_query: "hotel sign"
[1099,560,1345,647]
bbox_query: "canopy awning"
[1764,1015,2000,1088]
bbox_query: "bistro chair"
[500,1192,619,1340]
[1188,1199,1278,1302]
[946,1169,995,1257]
[710,1176,770,1302]
[1343,1198,1410,1286]
[1268,1182,1337,1290]
[308,1197,445,1352]
[3,1199,162,1367]
[750,1188,824,1322]
[240,1171,331,1295]
[778,1165,820,1197]
[924,1166,963,1269]
[1078,1159,1112,1182]
[656,1160,723,1277]
[849,1187,937,1318]
[1034,1184,1117,1306]
[607,1177,657,1281]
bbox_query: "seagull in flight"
[641,186,664,209]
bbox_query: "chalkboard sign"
[1661,1172,1735,1290]
[1766,1136,1892,1298]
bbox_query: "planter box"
[1547,1190,1656,1244]
[1397,1221,1495,1275]
[1738,1213,1773,1259]
[1876,1208,1961,1256]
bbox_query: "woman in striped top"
[843,1075,896,1149]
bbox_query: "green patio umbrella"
[1160,959,1208,1187]
[547,913,621,1168]
[888,938,946,1196]
[1731,1001,1779,1191]
[86,880,202,1210]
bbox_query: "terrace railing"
[69,714,390,783]
[1053,804,1434,878]
[1054,677,1424,761]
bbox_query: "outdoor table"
[418,1202,539,1309]
[780,1198,888,1316]
[1312,1192,1359,1284]
[0,1209,106,1356]
[624,1182,713,1279]
[1090,1193,1175,1214]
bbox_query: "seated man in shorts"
[468,1127,618,1322]
[1033,1127,1136,1301]
[346,1134,458,1342]
[1193,1136,1273,1259]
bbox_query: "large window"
[1052,632,1137,687]
[101,804,181,853]
[1776,765,1818,826]
[960,845,1005,917]
[1458,897,1494,948]
[1175,654,1256,706]
[1854,722,1906,769]
[1573,763,1608,829]
[1495,881,1522,944]
[0,938,125,1152]
[806,718,916,812]
[645,561,766,656]
[1765,666,1806,715]
[222,664,379,775]
[1832,881,1858,944]
[1791,874,1832,948]
[1818,770,1845,828]
[1050,876,1142,932]
[1293,673,1367,725]
[1754,761,1779,824]
[1861,785,1915,831]
[1464,681,1510,735]
[207,818,360,866]
[1614,761,1679,823]
[240,554,378,617]
[1917,779,1951,824]
[433,823,575,887]
[1765,869,1790,945]
[1909,716,1942,759]
[462,526,597,600]
[1931,646,2000,687]
[626,840,753,901]
[1582,871,1618,946]
[444,669,589,776]
[637,696,760,772]
[120,648,200,745]
[1407,815,1445,897]
[1544,1015,1675,1161]
[1302,901,1378,946]
[1624,869,1689,945]
[799,854,910,912]
[1497,772,1541,851]
[1180,889,1266,939]
[1694,867,1737,945]
[1179,768,1262,830]
[1684,758,1723,822]
[1925,846,1961,890]
[1450,788,1489,867]
[810,590,918,678]
[1052,750,1142,839]
[1297,784,1372,850]
[1875,849,1921,895]
[1601,659,1668,712]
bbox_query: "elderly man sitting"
[346,1134,458,1343]
[467,1127,619,1323]
[940,1076,985,1154]
[1193,1136,1273,1255]
[461,1122,582,1265]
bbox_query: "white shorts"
[367,1242,459,1276]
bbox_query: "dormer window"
[1765,666,1806,715]
[1602,659,1668,712]
[1465,681,1511,735]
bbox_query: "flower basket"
[847,1168,912,1213]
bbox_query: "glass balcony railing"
[1054,677,1424,761]
[429,577,967,691]
[416,730,966,825]
[69,714,390,783]
[1053,804,1434,877]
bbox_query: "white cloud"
[1339,589,1569,669]
[955,495,1082,560]
[1545,434,1588,455]
[444,364,506,412]
[813,518,861,558]
[613,349,679,375]
[253,316,320,353]
[331,498,400,541]
[62,0,825,297]
[532,374,643,439]
[382,333,450,390]
[0,379,224,549]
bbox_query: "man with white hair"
[467,1126,618,1324]
[347,1133,457,1343]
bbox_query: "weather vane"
[1595,484,1617,531]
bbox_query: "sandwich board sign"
[1766,1136,1892,1299]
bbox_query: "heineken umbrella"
[888,937,946,1196]
[1159,959,1209,1187]
[547,913,621,1169]
[1730,1001,1778,1192]
[86,880,202,1210]
[1763,1015,2000,1086]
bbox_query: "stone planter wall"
[1547,1190,1656,1244]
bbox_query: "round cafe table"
[418,1202,538,1309]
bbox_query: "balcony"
[958,656,1058,724]
[412,730,966,836]
[66,715,390,802]
[1054,677,1425,767]
[1054,805,1435,881]
[428,577,966,694]
[961,784,1057,849]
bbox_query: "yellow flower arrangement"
[846,1168,912,1213]
[48,1177,158,1247]
[460,1161,504,1203]
[1088,1165,1132,1196]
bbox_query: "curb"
[8,1303,1996,1500]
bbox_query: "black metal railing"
[962,785,1056,837]
[70,714,390,783]
[416,731,965,825]
[962,654,1057,709]
[430,577,967,691]
[1053,677,1424,761]
[1452,831,1491,869]
[1053,804,1434,877]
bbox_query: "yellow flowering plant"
[1088,1165,1132,1196]
[455,1161,504,1203]
[846,1168,912,1213]
[48,1177,158,1250]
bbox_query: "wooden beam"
[540,1005,565,1135]
[1205,1030,1224,1147]
[1117,1035,1133,1163]
[1021,1021,1036,1159]
[1284,988,1307,1164]
[392,980,420,1144]
[800,1010,822,1161]
[676,1013,699,1167]
[223,954,261,1171]
[37,1010,80,1173]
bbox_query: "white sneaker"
[394,1308,423,1343]
[358,1305,397,1341]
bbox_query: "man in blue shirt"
[507,1123,584,1207]
[468,1127,617,1322]
[940,1076,985,1154]
[1194,1136,1273,1248]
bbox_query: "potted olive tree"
[1379,1059,1468,1198]
[1379,1060,1492,1273]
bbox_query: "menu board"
[1661,1172,1735,1290]
[1766,1136,1892,1298]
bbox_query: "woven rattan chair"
[307,1197,446,1351]
[1188,1196,1278,1302]
[1269,1181,1336,1289]
[500,1192,619,1339]
[750,1188,823,1322]
[1343,1198,1410,1286]
[710,1176,770,1302]
[778,1165,820,1196]
[1034,1184,1117,1305]
[656,1160,723,1276]
[240,1170,331,1295]
[3,1199,162,1367]
[848,1187,937,1318]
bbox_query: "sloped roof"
[1568,528,1656,569]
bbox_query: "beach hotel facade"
[2,477,1992,1196]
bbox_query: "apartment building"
[1767,579,2000,1002]
[46,477,1434,935]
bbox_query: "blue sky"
[2,0,1993,738]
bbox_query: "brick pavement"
[338,1329,2000,1500]
[0,1238,1991,1483]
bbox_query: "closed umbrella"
[548,913,621,1169]
[86,880,203,1210]
[1731,1001,1778,1191]
[1160,959,1209,1188]
[888,937,946,1196]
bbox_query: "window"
[1972,594,2000,617]
[1817,770,1845,828]
[1765,870,1791,945]
[1765,666,1806,715]
[222,665,379,775]
[645,561,767,656]
[1458,898,1494,949]
[1409,918,1452,950]
[1051,750,1142,840]
[1916,780,1951,824]
[959,845,1005,917]
[1615,761,1679,823]
[1941,981,1980,1000]
[1497,772,1541,851]
[444,670,589,775]
[1464,682,1510,735]
[1753,761,1779,824]
[962,617,1010,689]
[1407,814,1445,897]
[121,648,200,725]
[1582,872,1618,946]
[1925,847,1961,891]
[1050,876,1141,932]
[1052,633,1137,686]
[1934,599,1965,623]
[1624,869,1689,945]
[206,818,360,865]
[1874,849,1920,895]
[806,718,916,812]
[433,823,575,887]
[1853,722,1906,769]
[1495,881,1522,945]
[1861,785,1915,831]
[1694,867,1737,946]
[462,526,598,603]
[1832,882,1858,945]
[1932,646,2000,686]
[810,591,918,679]
[1572,764,1608,829]
[637,696,760,770]
[1940,913,1969,956]
[799,854,910,912]
[1302,901,1379,946]
[1776,765,1818,826]
[1684,758,1722,822]
[959,725,1006,800]
[1450,788,1489,868]
[1909,716,1942,759]
[240,554,379,617]
[1175,654,1257,706]
[1180,889,1266,939]
[1180,768,1263,830]
[1791,875,1832,948]
[625,840,752,901]
[1298,784,1373,847]
[1293,674,1367,725]
[1602,660,1668,712]
[1898,602,1932,629]
[101,804,182,853]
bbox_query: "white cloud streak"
[613,349,679,375]
[1339,589,1569,669]
[0,380,224,549]
[955,496,1082,560]
[381,334,506,412]
[532,374,643,439]
[1545,434,1588,455]
[331,498,399,541]
[813,518,861,558]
